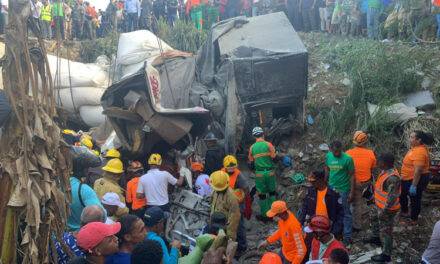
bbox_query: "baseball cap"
[144,206,169,227]
[77,222,121,250]
[266,200,288,218]
[101,192,126,208]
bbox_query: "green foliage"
[157,18,207,53]
[317,38,436,149]
[80,32,119,63]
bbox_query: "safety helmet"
[105,148,121,159]
[204,132,217,141]
[62,129,76,135]
[309,215,331,233]
[102,158,124,174]
[92,150,100,156]
[209,170,229,192]
[223,155,238,168]
[191,162,204,172]
[259,252,282,264]
[252,127,264,137]
[148,153,162,166]
[80,137,93,149]
[353,130,368,145]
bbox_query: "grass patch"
[80,32,119,63]
[157,18,207,53]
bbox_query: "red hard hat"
[259,252,282,264]
[309,215,331,233]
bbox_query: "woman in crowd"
[400,130,434,224]
[105,214,147,264]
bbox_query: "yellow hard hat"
[105,148,121,158]
[223,155,238,168]
[148,153,162,166]
[209,170,230,192]
[62,129,76,135]
[92,150,100,156]
[80,137,93,149]
[102,158,124,174]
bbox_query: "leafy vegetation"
[80,32,119,63]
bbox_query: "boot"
[371,253,391,262]
[363,236,382,246]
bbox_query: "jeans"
[367,7,380,39]
[41,20,52,39]
[340,191,352,242]
[127,12,138,32]
[436,14,440,39]
[237,203,247,251]
[400,175,430,221]
[54,16,65,40]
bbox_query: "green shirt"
[326,152,354,193]
[367,0,381,9]
[52,2,64,17]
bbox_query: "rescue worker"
[221,155,250,254]
[40,0,52,39]
[305,215,346,261]
[248,126,277,222]
[364,152,401,263]
[191,162,212,197]
[93,158,129,217]
[258,200,306,264]
[126,161,147,218]
[209,170,241,241]
[136,154,185,212]
[204,132,225,175]
[346,131,376,232]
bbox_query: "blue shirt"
[105,252,131,264]
[54,232,85,264]
[124,0,141,15]
[146,232,179,264]
[67,177,103,231]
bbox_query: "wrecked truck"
[100,12,308,241]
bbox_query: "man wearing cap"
[258,200,306,264]
[346,131,376,232]
[69,222,120,264]
[210,170,241,241]
[192,162,212,197]
[126,161,147,218]
[305,215,346,261]
[144,206,181,264]
[94,158,129,217]
[101,192,127,223]
[137,153,185,212]
[300,170,343,236]
[221,155,250,254]
[248,126,277,222]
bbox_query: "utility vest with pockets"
[374,169,401,211]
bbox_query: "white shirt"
[137,168,178,206]
[195,174,212,197]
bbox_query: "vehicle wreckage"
[98,12,308,241]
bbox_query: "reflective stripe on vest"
[374,169,400,211]
[41,5,52,21]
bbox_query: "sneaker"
[363,236,382,246]
[371,253,391,262]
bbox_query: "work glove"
[409,185,417,196]
[244,194,252,220]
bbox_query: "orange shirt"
[267,211,306,264]
[401,145,430,181]
[315,188,328,218]
[346,147,376,183]
[126,177,146,210]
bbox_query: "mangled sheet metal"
[196,12,308,152]
[101,55,210,154]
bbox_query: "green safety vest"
[52,2,64,17]
[41,5,52,21]
[250,140,275,171]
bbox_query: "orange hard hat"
[307,215,331,233]
[259,252,282,264]
[266,200,288,218]
[191,162,204,172]
[353,130,368,145]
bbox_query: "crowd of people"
[55,125,440,264]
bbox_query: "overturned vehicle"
[100,12,308,241]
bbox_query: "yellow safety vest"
[41,5,52,22]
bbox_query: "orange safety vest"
[222,168,245,203]
[374,169,401,211]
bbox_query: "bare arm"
[175,175,185,186]
[412,166,423,186]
